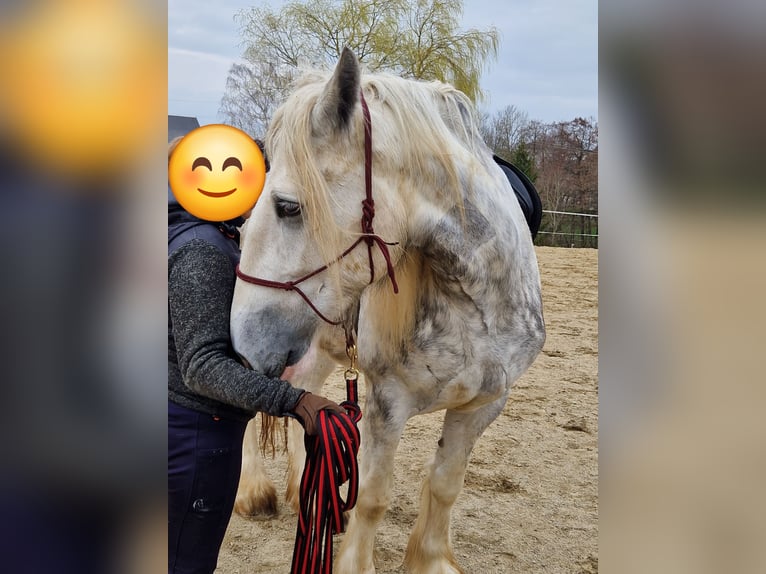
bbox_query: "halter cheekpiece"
[235,90,399,326]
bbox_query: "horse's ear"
[312,47,360,136]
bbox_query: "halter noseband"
[235,90,399,326]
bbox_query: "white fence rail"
[537,210,598,247]
[542,209,599,218]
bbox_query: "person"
[167,136,343,574]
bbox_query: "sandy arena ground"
[216,246,598,573]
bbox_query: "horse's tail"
[259,413,289,458]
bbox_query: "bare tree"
[482,105,530,158]
[219,61,296,137]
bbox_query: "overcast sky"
[169,0,597,127]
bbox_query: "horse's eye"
[275,199,301,219]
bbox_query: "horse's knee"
[429,476,462,507]
[427,453,467,504]
[356,498,389,524]
[355,491,390,524]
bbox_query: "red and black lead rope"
[290,361,362,574]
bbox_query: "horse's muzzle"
[230,306,315,379]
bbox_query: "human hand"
[292,392,345,435]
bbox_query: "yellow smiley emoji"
[169,124,266,221]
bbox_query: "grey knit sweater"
[168,238,304,422]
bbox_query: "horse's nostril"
[237,354,253,369]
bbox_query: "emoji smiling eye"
[222,157,243,171]
[192,156,212,171]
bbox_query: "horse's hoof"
[334,558,375,574]
[403,554,464,574]
[233,482,279,519]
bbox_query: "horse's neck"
[374,193,537,338]
[354,163,541,376]
[357,244,500,372]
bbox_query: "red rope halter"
[235,90,399,326]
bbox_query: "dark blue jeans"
[168,401,248,574]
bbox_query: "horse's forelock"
[267,78,350,275]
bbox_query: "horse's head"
[231,48,527,378]
[231,49,409,376]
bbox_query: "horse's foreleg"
[404,396,508,574]
[335,390,409,574]
[234,417,278,517]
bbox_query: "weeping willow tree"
[219,0,499,135]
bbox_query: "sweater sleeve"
[169,240,304,416]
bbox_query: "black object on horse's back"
[493,154,542,239]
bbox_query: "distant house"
[168,115,199,142]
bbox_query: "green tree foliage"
[396,0,498,100]
[220,0,498,135]
[510,141,537,183]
